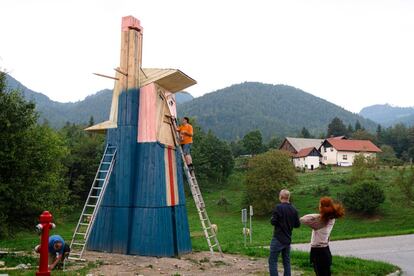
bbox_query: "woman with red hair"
[300,197,345,276]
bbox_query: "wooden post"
[108,16,144,125]
[121,16,143,90]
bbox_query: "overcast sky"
[1,0,413,112]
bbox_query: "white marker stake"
[249,205,253,243]
[242,208,247,247]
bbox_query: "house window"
[324,156,327,160]
[330,148,334,152]
[324,147,327,152]
[343,155,347,160]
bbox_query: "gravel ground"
[78,250,302,276]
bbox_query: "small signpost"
[249,205,253,243]
[241,208,247,247]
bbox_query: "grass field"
[188,167,414,251]
[1,167,406,275]
[187,167,410,275]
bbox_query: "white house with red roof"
[292,147,322,170]
[279,138,324,170]
[280,137,324,154]
[320,138,382,166]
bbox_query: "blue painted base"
[87,205,192,256]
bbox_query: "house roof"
[283,137,324,152]
[85,68,196,133]
[84,120,117,133]
[294,147,321,158]
[140,68,196,93]
[326,138,381,152]
[330,136,347,140]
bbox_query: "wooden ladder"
[169,116,223,256]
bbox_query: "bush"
[313,185,330,197]
[393,167,414,205]
[329,178,347,185]
[216,193,231,211]
[342,180,385,214]
[243,150,298,216]
[320,164,332,171]
[234,156,250,170]
[349,154,377,184]
[378,145,403,166]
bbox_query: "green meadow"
[1,167,407,275]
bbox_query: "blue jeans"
[269,237,291,276]
[182,143,192,155]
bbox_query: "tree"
[381,124,409,158]
[355,120,362,131]
[394,167,414,204]
[347,124,354,136]
[327,117,347,137]
[192,126,234,184]
[267,136,282,150]
[89,116,95,127]
[300,127,312,138]
[351,129,376,142]
[378,145,401,165]
[230,140,245,157]
[244,150,298,216]
[408,127,414,161]
[376,124,383,144]
[59,123,105,202]
[242,130,263,155]
[0,71,69,237]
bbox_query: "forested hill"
[360,104,414,127]
[6,75,376,137]
[5,74,193,128]
[5,74,113,127]
[178,82,377,141]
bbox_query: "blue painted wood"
[175,149,186,203]
[174,205,192,254]
[87,206,113,252]
[88,88,192,256]
[131,143,167,207]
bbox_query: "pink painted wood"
[137,83,157,142]
[122,16,143,32]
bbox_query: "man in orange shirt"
[177,117,194,172]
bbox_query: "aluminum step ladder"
[168,116,223,257]
[67,144,117,261]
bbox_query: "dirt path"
[81,250,301,276]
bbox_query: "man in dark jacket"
[269,189,300,276]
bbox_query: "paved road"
[292,234,414,275]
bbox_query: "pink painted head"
[122,16,143,32]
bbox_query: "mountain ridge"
[359,104,414,127]
[178,82,377,140]
[6,75,377,140]
[5,74,193,127]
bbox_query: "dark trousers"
[310,246,332,276]
[268,237,291,276]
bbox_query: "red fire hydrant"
[36,211,55,276]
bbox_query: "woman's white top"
[300,214,335,248]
